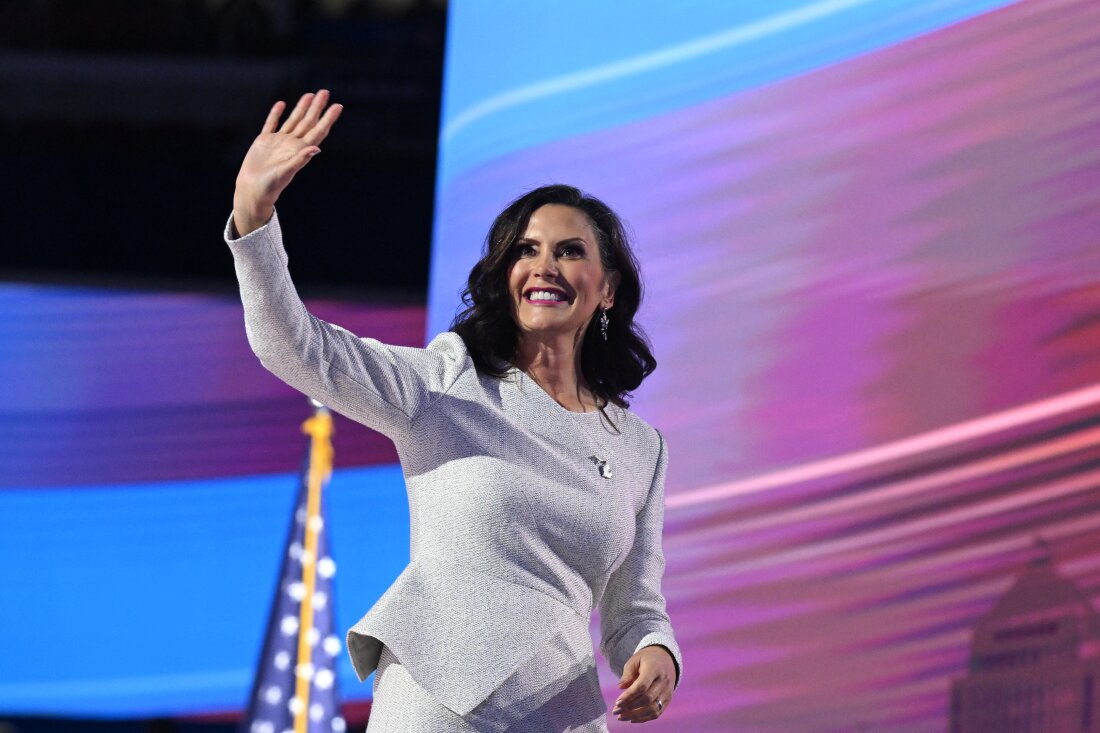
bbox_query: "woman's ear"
[603,272,621,309]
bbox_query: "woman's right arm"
[227,91,461,437]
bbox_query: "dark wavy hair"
[450,184,656,409]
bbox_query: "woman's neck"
[514,334,600,412]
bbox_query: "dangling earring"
[599,307,609,342]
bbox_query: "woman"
[226,89,682,731]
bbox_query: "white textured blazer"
[226,212,683,717]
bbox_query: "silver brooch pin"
[589,455,613,479]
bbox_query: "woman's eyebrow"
[514,237,588,246]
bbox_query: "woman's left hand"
[612,646,676,723]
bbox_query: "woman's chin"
[518,319,580,338]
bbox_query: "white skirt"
[366,623,609,733]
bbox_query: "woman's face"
[507,203,617,342]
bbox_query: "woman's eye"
[560,245,583,257]
[517,244,536,257]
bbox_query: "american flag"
[241,403,347,733]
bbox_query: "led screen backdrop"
[0,285,425,716]
[429,1,1100,731]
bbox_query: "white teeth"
[528,291,565,302]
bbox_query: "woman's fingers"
[279,92,315,134]
[274,90,340,143]
[615,668,660,710]
[619,696,666,722]
[261,100,286,135]
[615,678,669,723]
[303,102,344,146]
[291,89,329,136]
[615,677,647,711]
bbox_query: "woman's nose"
[534,252,559,276]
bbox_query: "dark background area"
[1,1,445,730]
[0,0,446,301]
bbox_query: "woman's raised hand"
[232,89,343,237]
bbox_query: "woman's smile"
[523,286,570,305]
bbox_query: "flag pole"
[293,399,334,733]
[241,397,345,733]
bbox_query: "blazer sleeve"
[224,210,463,438]
[598,431,683,688]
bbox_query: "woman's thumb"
[618,657,639,688]
[292,146,321,168]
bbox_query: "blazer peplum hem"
[347,553,589,717]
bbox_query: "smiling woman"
[225,93,681,731]
[452,185,656,416]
